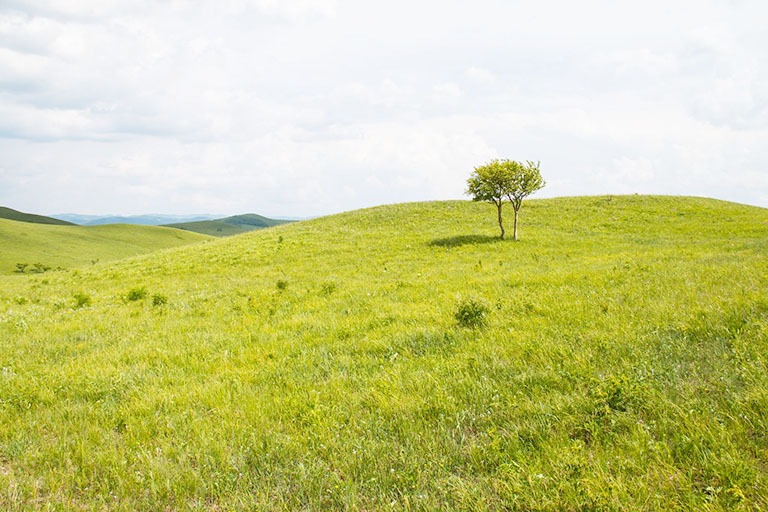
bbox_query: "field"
[1,195,767,510]
[0,219,210,275]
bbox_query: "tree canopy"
[466,159,545,240]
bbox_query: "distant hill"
[51,213,218,226]
[164,213,293,236]
[0,206,76,226]
[0,218,210,274]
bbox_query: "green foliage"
[320,281,337,296]
[152,294,168,306]
[589,374,647,414]
[454,297,490,327]
[466,159,545,240]
[29,262,51,274]
[72,292,92,309]
[276,279,288,291]
[125,286,148,301]
[504,160,545,210]
[0,196,767,510]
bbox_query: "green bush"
[152,294,168,306]
[589,374,647,414]
[454,297,490,328]
[125,287,148,302]
[73,293,92,309]
[320,281,336,296]
[276,280,288,291]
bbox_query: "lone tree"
[466,159,545,240]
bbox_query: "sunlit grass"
[1,195,767,510]
[0,218,211,275]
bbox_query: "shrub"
[454,297,490,328]
[73,293,92,309]
[276,280,288,291]
[152,294,168,306]
[125,287,148,301]
[30,263,51,274]
[589,374,647,415]
[320,282,336,296]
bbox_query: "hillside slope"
[0,218,211,274]
[1,196,768,510]
[164,213,292,236]
[0,206,75,226]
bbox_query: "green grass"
[165,213,292,237]
[0,218,211,274]
[1,195,768,510]
[0,206,75,226]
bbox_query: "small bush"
[589,374,647,414]
[276,280,288,291]
[152,294,168,306]
[125,287,148,302]
[13,296,28,305]
[454,297,490,328]
[29,263,51,274]
[320,282,336,296]
[73,293,92,309]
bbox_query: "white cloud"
[1,0,767,216]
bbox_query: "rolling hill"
[0,206,76,226]
[1,196,768,510]
[0,218,211,274]
[164,213,292,236]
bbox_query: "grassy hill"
[165,213,292,236]
[0,218,211,274]
[1,195,768,510]
[0,206,75,226]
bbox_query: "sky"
[1,0,767,217]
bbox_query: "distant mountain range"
[2,206,296,238]
[50,213,220,226]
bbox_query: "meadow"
[0,219,210,275]
[1,195,767,510]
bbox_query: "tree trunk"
[497,202,505,239]
[513,208,519,241]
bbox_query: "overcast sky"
[1,0,766,217]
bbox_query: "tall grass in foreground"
[1,196,767,510]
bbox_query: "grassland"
[0,206,75,226]
[1,195,767,511]
[0,218,210,274]
[165,213,292,237]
